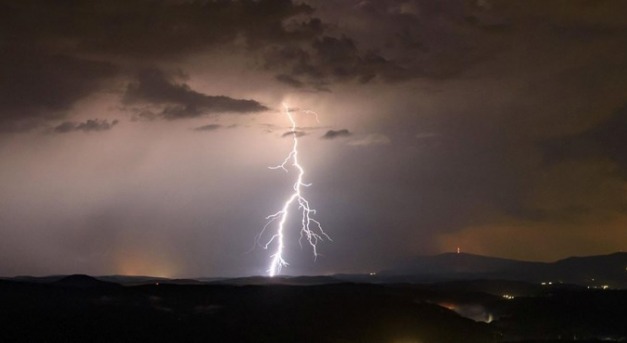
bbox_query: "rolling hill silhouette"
[379,252,627,287]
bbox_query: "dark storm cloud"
[265,0,514,89]
[0,51,117,132]
[0,0,317,58]
[0,0,315,130]
[194,124,222,132]
[0,0,505,127]
[275,74,305,88]
[264,36,406,89]
[54,119,119,134]
[281,130,306,138]
[123,69,267,119]
[311,36,402,82]
[322,129,351,139]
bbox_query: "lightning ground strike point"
[259,104,330,277]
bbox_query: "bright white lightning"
[260,104,330,277]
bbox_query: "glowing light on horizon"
[259,104,330,277]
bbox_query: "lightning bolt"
[260,104,330,277]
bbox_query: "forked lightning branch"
[258,104,331,277]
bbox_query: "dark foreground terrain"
[0,275,625,342]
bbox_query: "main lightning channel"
[261,104,330,277]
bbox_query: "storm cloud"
[0,52,117,132]
[282,130,307,138]
[194,124,222,132]
[322,129,351,139]
[123,69,267,119]
[54,119,119,133]
[0,0,313,129]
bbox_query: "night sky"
[1,0,626,277]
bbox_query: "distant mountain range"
[378,252,627,288]
[52,274,121,288]
[3,252,625,288]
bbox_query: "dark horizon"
[3,250,625,280]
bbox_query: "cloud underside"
[124,69,267,119]
[2,0,593,131]
[4,0,627,131]
[0,0,310,130]
[322,129,351,139]
[282,130,306,137]
[0,53,117,132]
[194,124,222,131]
[54,119,119,133]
